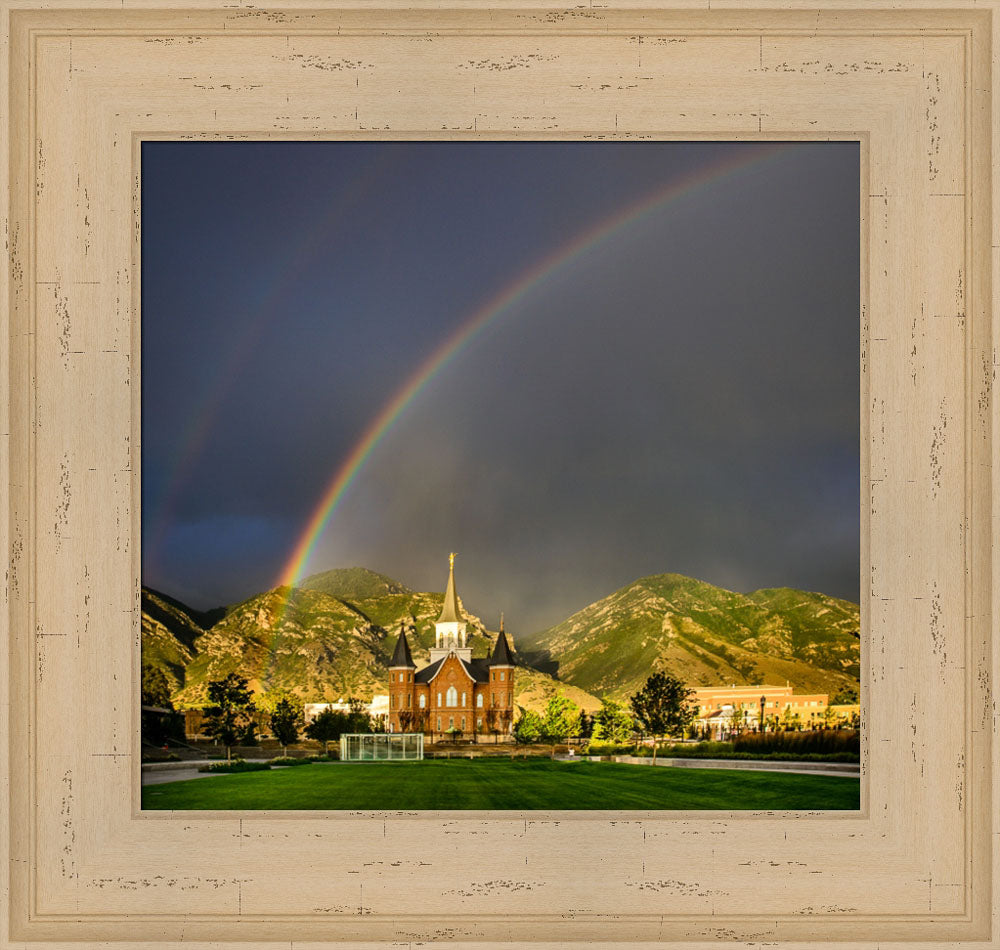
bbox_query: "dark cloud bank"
[142,141,860,634]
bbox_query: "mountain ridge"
[141,567,860,714]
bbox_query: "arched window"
[461,716,466,730]
[476,693,483,708]
[437,692,442,706]
[461,691,466,707]
[446,686,458,707]
[500,671,505,681]
[418,694,426,709]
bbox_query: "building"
[387,553,515,739]
[690,684,832,737]
[304,695,389,728]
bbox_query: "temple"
[387,554,515,739]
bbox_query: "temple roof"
[388,625,416,668]
[490,629,514,667]
[436,553,463,624]
[414,657,445,683]
[412,655,491,684]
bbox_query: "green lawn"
[142,759,859,811]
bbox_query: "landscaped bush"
[659,741,734,757]
[269,756,313,767]
[732,729,859,757]
[584,741,636,756]
[141,751,181,763]
[198,759,271,774]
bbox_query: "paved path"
[142,767,223,786]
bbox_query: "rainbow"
[143,146,401,576]
[273,143,793,611]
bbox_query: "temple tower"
[429,552,471,663]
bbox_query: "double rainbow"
[274,143,792,611]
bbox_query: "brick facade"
[387,556,515,739]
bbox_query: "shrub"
[732,730,859,757]
[198,758,271,774]
[584,741,636,756]
[269,756,312,767]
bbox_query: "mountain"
[298,567,412,602]
[144,573,603,713]
[520,573,860,702]
[141,587,205,694]
[173,586,384,706]
[142,569,859,715]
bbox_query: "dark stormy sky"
[142,141,860,635]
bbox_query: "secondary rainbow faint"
[270,142,793,626]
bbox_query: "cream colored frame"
[0,1,996,947]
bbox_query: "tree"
[728,706,746,737]
[498,707,513,740]
[832,685,860,705]
[513,708,543,745]
[485,707,499,743]
[141,665,172,708]
[629,672,695,765]
[541,693,581,756]
[593,698,634,744]
[305,708,345,754]
[140,665,185,746]
[346,697,373,734]
[202,672,256,762]
[270,697,301,753]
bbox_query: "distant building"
[387,553,515,740]
[304,695,389,727]
[690,684,833,737]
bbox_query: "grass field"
[142,759,860,811]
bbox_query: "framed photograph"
[1,1,996,948]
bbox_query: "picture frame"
[1,1,996,947]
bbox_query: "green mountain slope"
[146,574,603,714]
[141,587,204,694]
[298,567,412,602]
[174,586,384,706]
[521,573,860,701]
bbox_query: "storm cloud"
[142,141,859,633]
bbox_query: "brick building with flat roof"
[691,684,832,736]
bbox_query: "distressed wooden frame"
[1,1,997,947]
